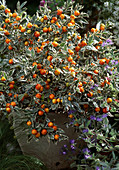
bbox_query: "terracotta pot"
[13,111,84,170]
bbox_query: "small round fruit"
[44,108,49,113]
[6,107,11,113]
[52,99,57,104]
[9,59,13,64]
[95,107,100,112]
[27,121,32,126]
[35,133,40,138]
[49,94,55,100]
[1,76,6,81]
[107,98,112,103]
[38,110,44,116]
[54,69,60,76]
[41,129,47,135]
[35,84,42,90]
[48,122,54,127]
[52,126,57,131]
[54,134,59,140]
[32,129,37,135]
[11,101,16,107]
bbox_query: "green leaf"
[0,42,5,52]
[18,94,24,101]
[94,35,100,42]
[117,67,119,72]
[88,35,93,45]
[64,44,67,51]
[20,1,27,9]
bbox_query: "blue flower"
[70,139,75,144]
[82,148,90,153]
[90,115,96,120]
[62,151,67,155]
[84,155,91,159]
[102,42,107,47]
[71,145,76,150]
[83,129,88,133]
[97,117,103,121]
[96,166,100,170]
[102,114,108,118]
[64,144,67,148]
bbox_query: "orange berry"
[49,94,55,100]
[41,104,45,109]
[107,98,112,103]
[8,45,13,50]
[6,107,11,113]
[11,101,16,107]
[103,108,108,113]
[38,110,44,116]
[33,74,37,78]
[99,59,106,65]
[1,76,6,81]
[54,69,60,76]
[34,31,40,37]
[9,84,14,89]
[5,39,11,44]
[62,26,67,32]
[57,9,62,15]
[43,15,48,20]
[78,82,83,87]
[12,13,17,17]
[35,93,41,99]
[52,99,57,104]
[16,16,21,21]
[87,92,93,97]
[75,46,80,52]
[91,28,95,33]
[35,132,40,138]
[48,27,52,32]
[74,10,80,16]
[68,96,72,101]
[32,129,37,135]
[9,59,13,64]
[100,25,105,31]
[24,41,29,46]
[5,18,10,23]
[14,94,18,98]
[44,108,49,113]
[35,84,42,90]
[48,122,54,127]
[57,98,61,103]
[43,27,48,33]
[54,134,59,140]
[60,14,65,19]
[95,107,100,112]
[52,41,58,47]
[27,121,32,126]
[21,27,26,32]
[4,30,10,35]
[67,56,73,62]
[27,22,32,28]
[53,126,57,131]
[79,87,84,93]
[70,15,75,19]
[81,40,87,47]
[8,93,12,97]
[40,69,46,75]
[47,55,53,62]
[41,129,47,135]
[94,70,99,74]
[68,114,74,118]
[5,8,11,14]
